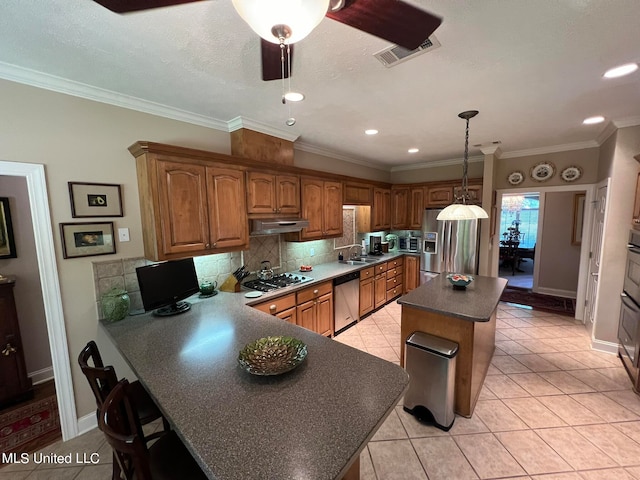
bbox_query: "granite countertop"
[102,293,408,480]
[398,274,508,322]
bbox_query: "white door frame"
[493,183,595,321]
[0,161,77,440]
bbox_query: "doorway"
[498,193,539,290]
[0,161,77,441]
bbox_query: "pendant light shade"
[437,110,489,221]
[232,0,330,44]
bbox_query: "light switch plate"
[118,228,130,242]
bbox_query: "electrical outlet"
[118,228,130,242]
[310,248,315,256]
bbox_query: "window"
[500,194,539,249]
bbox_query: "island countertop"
[101,292,408,480]
[397,274,508,322]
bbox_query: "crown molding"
[596,121,618,145]
[0,61,229,131]
[480,145,502,156]
[390,154,484,172]
[294,141,391,172]
[226,116,300,142]
[613,116,640,129]
[500,140,599,159]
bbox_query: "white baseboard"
[28,366,54,385]
[77,412,98,436]
[534,287,577,299]
[591,338,619,355]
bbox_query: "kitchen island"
[398,274,507,417]
[102,292,408,480]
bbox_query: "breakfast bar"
[398,274,507,417]
[102,292,408,480]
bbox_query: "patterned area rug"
[500,287,576,316]
[0,394,60,454]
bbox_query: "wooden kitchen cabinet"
[343,182,372,205]
[372,188,391,231]
[404,255,420,293]
[374,262,388,309]
[409,187,425,229]
[386,258,404,301]
[133,150,249,261]
[391,186,410,229]
[426,186,454,207]
[453,184,483,205]
[296,281,333,337]
[0,278,33,408]
[246,171,300,215]
[359,266,375,317]
[252,293,297,324]
[287,178,342,241]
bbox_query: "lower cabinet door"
[316,292,333,337]
[359,278,375,317]
[296,300,316,331]
[276,306,297,325]
[374,275,387,308]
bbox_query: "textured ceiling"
[1,0,639,169]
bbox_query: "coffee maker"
[369,235,383,255]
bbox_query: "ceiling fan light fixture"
[232,0,330,44]
[284,91,305,102]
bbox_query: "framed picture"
[0,197,17,259]
[572,193,586,246]
[68,182,123,217]
[60,222,116,259]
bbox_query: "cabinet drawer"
[387,257,404,268]
[297,281,332,304]
[387,286,403,300]
[386,265,404,279]
[374,263,388,275]
[386,276,402,290]
[360,266,375,280]
[253,293,296,315]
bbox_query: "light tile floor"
[3,302,639,480]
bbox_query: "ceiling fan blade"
[92,0,204,13]
[326,0,442,51]
[261,40,294,82]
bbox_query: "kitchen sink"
[341,257,380,265]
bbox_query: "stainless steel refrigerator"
[420,208,480,284]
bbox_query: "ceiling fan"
[92,0,442,81]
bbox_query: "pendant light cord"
[461,117,470,204]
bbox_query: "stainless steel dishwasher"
[333,271,360,334]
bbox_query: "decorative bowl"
[238,336,307,376]
[446,273,474,289]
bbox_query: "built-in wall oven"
[619,230,640,392]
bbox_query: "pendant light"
[437,110,489,221]
[231,0,330,45]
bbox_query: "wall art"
[60,222,116,259]
[68,182,123,217]
[0,197,17,259]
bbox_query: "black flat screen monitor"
[136,258,199,316]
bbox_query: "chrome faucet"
[346,244,362,260]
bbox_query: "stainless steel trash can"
[403,331,458,431]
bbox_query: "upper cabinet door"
[372,188,391,231]
[324,181,343,236]
[276,175,300,214]
[207,167,249,250]
[409,187,425,229]
[426,186,454,207]
[246,171,277,214]
[301,178,324,239]
[157,160,210,256]
[391,187,410,229]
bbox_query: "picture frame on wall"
[68,182,123,218]
[60,222,116,259]
[572,193,586,246]
[0,197,17,259]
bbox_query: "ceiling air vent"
[373,36,441,68]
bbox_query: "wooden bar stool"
[78,340,169,432]
[99,379,207,480]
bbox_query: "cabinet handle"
[2,343,17,356]
[213,242,217,248]
[205,243,210,248]
[273,208,277,212]
[269,304,277,312]
[313,289,319,295]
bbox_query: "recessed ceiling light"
[604,63,638,78]
[408,148,419,153]
[365,129,378,135]
[583,116,605,125]
[283,91,305,102]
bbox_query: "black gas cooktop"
[243,272,314,292]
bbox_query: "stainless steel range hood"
[250,219,310,236]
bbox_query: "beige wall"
[594,126,640,345]
[0,78,232,419]
[537,191,582,292]
[294,149,390,183]
[0,176,52,377]
[597,130,617,181]
[495,148,599,190]
[390,161,484,184]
